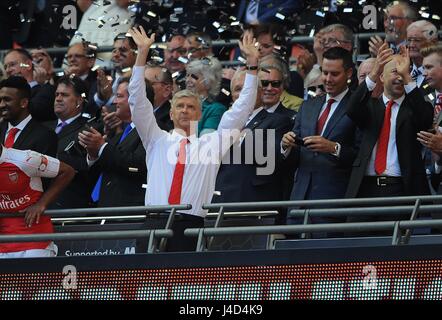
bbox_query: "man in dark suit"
[3,49,56,122]
[79,77,147,207]
[144,62,174,132]
[214,70,291,204]
[346,43,433,202]
[0,76,57,157]
[282,47,358,226]
[416,45,442,193]
[45,76,97,209]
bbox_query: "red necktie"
[316,98,335,135]
[168,138,189,205]
[375,100,395,175]
[4,128,19,148]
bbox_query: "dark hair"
[323,47,354,70]
[6,48,33,62]
[0,76,31,100]
[114,33,137,50]
[56,75,89,98]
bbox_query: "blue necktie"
[91,124,133,203]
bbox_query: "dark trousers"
[136,212,204,253]
[347,176,406,236]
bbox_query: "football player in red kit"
[0,144,74,258]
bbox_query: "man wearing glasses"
[369,1,416,57]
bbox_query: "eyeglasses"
[261,80,282,88]
[66,54,88,60]
[406,37,425,44]
[383,15,408,22]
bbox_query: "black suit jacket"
[30,82,56,122]
[273,103,297,125]
[214,109,291,203]
[1,117,57,156]
[45,116,94,209]
[154,100,174,132]
[345,81,433,197]
[287,91,359,201]
[92,126,147,207]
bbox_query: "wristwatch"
[331,142,341,157]
[245,65,258,70]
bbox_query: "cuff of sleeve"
[365,76,376,91]
[404,81,417,94]
[331,142,341,158]
[280,142,292,158]
[86,143,108,167]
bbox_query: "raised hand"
[127,26,155,66]
[368,35,384,57]
[369,41,394,81]
[96,68,113,101]
[396,46,412,84]
[238,30,259,67]
[128,26,155,50]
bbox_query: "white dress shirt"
[365,76,417,176]
[5,114,32,145]
[265,103,279,113]
[317,88,349,136]
[128,66,257,217]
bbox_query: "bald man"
[346,44,433,200]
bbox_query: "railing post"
[401,199,421,245]
[208,206,225,250]
[196,229,206,252]
[159,208,176,252]
[392,221,401,245]
[147,230,157,253]
[301,209,310,239]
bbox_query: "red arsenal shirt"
[0,147,60,252]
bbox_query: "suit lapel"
[322,92,351,138]
[310,96,326,136]
[0,122,6,144]
[14,119,34,147]
[58,117,85,139]
[245,109,268,130]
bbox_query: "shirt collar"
[382,94,405,107]
[7,114,32,132]
[28,80,38,88]
[265,103,279,113]
[326,88,349,104]
[171,129,197,144]
[58,113,82,126]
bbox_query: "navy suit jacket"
[287,91,358,200]
[214,109,291,203]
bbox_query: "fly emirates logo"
[0,194,32,210]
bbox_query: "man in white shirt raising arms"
[127,26,259,251]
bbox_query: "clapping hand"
[396,46,412,84]
[369,42,394,81]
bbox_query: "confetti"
[178,57,189,64]
[221,88,230,96]
[238,56,247,64]
[19,63,30,68]
[316,11,325,17]
[172,71,180,78]
[147,11,157,17]
[275,13,285,20]
[122,67,132,73]
[81,93,87,98]
[92,65,100,71]
[212,21,221,29]
[174,7,183,14]
[343,8,353,13]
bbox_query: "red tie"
[375,100,395,175]
[316,98,335,135]
[4,128,19,148]
[168,138,189,205]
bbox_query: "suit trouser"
[347,177,406,236]
[136,213,204,253]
